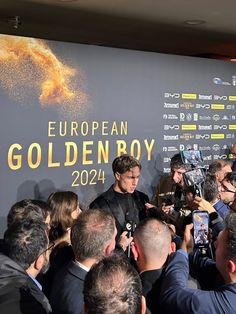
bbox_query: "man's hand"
[181,223,193,253]
[193,196,215,213]
[118,231,133,251]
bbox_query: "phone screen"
[193,211,209,247]
[183,168,205,186]
[181,150,203,165]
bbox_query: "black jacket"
[0,253,51,314]
[89,185,149,236]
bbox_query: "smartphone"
[192,210,209,247]
[180,150,203,165]
[183,168,205,187]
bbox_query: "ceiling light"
[184,20,206,26]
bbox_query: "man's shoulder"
[89,186,115,208]
[133,189,149,201]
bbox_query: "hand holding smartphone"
[192,210,209,248]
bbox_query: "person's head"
[112,154,141,194]
[208,160,232,183]
[7,199,51,228]
[4,219,50,276]
[215,212,236,283]
[84,252,146,314]
[132,218,173,271]
[170,153,191,187]
[71,208,117,263]
[48,191,81,241]
[202,173,219,203]
[219,172,236,205]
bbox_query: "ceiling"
[1,0,236,59]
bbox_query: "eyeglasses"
[39,241,55,257]
[220,183,236,194]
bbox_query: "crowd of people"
[1,147,236,314]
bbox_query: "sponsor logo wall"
[0,34,236,234]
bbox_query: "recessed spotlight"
[184,20,206,26]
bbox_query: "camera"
[192,210,209,248]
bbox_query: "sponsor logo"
[232,115,236,120]
[198,94,212,100]
[180,133,194,140]
[203,155,212,161]
[165,146,179,152]
[199,115,211,121]
[213,95,227,101]
[164,135,179,140]
[211,134,225,139]
[211,104,225,110]
[164,157,171,163]
[181,124,197,131]
[212,114,220,121]
[198,125,212,130]
[222,115,231,120]
[179,144,194,151]
[226,104,235,109]
[193,113,199,121]
[163,114,179,119]
[213,154,228,160]
[212,144,221,151]
[164,102,180,108]
[181,93,197,99]
[180,102,194,109]
[180,113,193,121]
[164,125,180,130]
[195,134,210,140]
[199,146,211,151]
[195,103,210,109]
[229,125,236,130]
[213,77,231,85]
[192,144,198,150]
[163,168,171,173]
[213,125,227,130]
[164,93,180,99]
[226,134,235,139]
[229,96,236,101]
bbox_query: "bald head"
[133,218,172,266]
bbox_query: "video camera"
[180,150,205,197]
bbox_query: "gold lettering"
[59,121,67,137]
[111,122,118,135]
[8,144,22,170]
[48,121,56,137]
[64,142,78,166]
[28,143,41,169]
[48,142,60,167]
[102,121,109,135]
[97,141,109,164]
[116,140,127,155]
[71,122,78,136]
[81,121,89,136]
[83,141,93,165]
[120,121,128,135]
[92,121,99,135]
[130,139,141,160]
[144,139,155,160]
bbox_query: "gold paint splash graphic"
[0,34,88,115]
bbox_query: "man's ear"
[34,254,45,271]
[104,241,114,257]
[115,172,121,181]
[227,259,236,274]
[131,243,139,261]
[141,296,146,314]
[170,241,176,253]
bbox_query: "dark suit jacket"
[89,185,149,237]
[160,251,236,314]
[140,269,163,314]
[0,253,51,314]
[50,260,87,314]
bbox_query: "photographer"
[160,213,236,314]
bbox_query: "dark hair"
[48,191,78,241]
[202,173,219,203]
[84,252,142,314]
[225,212,236,260]
[208,160,231,175]
[71,208,115,261]
[170,153,191,171]
[4,219,48,270]
[112,154,141,175]
[223,172,236,188]
[7,199,51,227]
